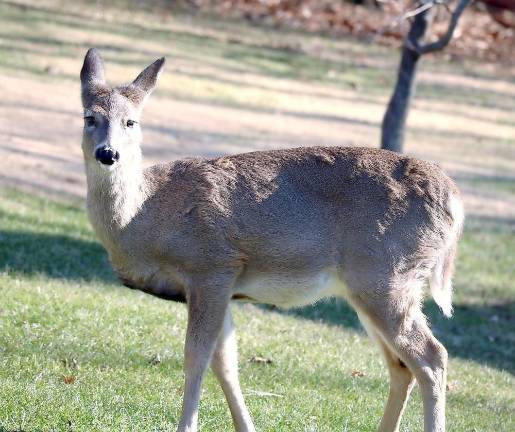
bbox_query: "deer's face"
[82,90,142,168]
[80,49,165,170]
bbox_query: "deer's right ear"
[80,48,106,103]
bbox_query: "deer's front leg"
[211,310,256,432]
[177,276,232,432]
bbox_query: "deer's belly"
[233,267,347,308]
[114,259,187,303]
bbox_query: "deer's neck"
[85,153,146,242]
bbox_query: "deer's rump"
[217,146,457,262]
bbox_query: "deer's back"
[135,147,458,280]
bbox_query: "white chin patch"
[95,160,119,172]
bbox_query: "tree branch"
[403,0,436,20]
[406,0,472,55]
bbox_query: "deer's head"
[80,48,165,170]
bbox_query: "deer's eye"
[84,116,96,128]
[126,119,136,128]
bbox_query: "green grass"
[0,188,514,432]
[0,0,514,430]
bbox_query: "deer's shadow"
[0,230,113,283]
[270,298,515,375]
[2,228,513,375]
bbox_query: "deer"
[80,48,464,432]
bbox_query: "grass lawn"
[0,188,513,432]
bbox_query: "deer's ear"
[81,48,105,89]
[132,57,165,95]
[80,48,106,104]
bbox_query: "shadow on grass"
[427,301,515,375]
[0,230,114,283]
[266,297,514,375]
[261,298,362,331]
[1,216,513,375]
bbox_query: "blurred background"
[0,1,513,431]
[1,0,514,208]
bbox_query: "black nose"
[95,147,120,165]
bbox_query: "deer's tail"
[430,193,464,318]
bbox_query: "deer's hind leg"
[349,279,448,432]
[357,312,415,432]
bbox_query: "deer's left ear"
[132,57,166,95]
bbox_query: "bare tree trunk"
[381,5,432,153]
[381,0,472,153]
